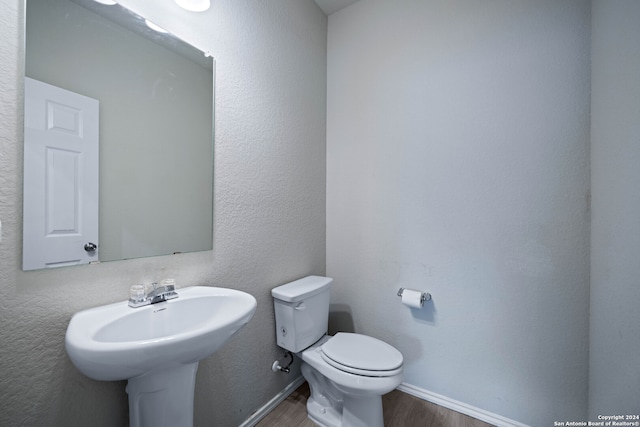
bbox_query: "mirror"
[23,0,214,270]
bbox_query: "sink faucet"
[148,282,179,304]
[129,281,179,308]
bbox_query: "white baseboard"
[397,382,530,427]
[239,376,306,427]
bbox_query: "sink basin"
[65,286,257,427]
[65,286,257,381]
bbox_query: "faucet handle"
[160,278,176,292]
[129,284,150,307]
[130,284,146,300]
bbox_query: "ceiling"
[313,0,360,15]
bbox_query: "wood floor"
[256,382,495,427]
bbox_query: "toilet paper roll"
[401,289,424,308]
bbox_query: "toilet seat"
[320,333,403,377]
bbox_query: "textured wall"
[326,1,591,425]
[0,0,326,426]
[589,0,640,417]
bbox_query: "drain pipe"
[271,351,294,373]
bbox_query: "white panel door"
[23,77,99,270]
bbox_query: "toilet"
[272,276,404,427]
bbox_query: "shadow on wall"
[409,299,436,324]
[329,299,436,334]
[329,304,355,334]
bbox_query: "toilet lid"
[320,333,403,376]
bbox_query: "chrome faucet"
[129,281,179,308]
[148,281,179,304]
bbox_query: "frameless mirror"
[23,0,214,270]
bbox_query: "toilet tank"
[271,276,332,353]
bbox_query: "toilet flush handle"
[294,302,306,310]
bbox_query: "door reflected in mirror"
[23,0,214,270]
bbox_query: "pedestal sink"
[65,286,257,427]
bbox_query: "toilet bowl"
[302,334,404,427]
[272,276,404,427]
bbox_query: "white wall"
[326,1,591,425]
[0,0,326,425]
[590,0,640,417]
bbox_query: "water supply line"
[271,351,294,374]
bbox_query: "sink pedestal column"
[126,362,199,427]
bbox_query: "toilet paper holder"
[397,288,431,303]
